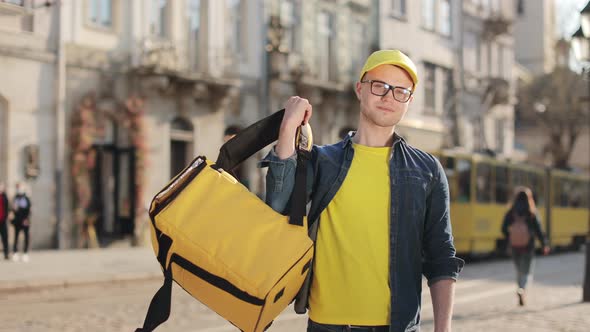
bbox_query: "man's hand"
[275,96,313,159]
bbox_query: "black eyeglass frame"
[360,80,414,103]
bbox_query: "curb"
[0,272,162,294]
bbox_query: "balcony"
[482,77,510,107]
[481,5,513,40]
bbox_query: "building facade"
[378,0,518,157]
[0,0,374,250]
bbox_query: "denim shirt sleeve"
[258,147,298,214]
[422,159,465,286]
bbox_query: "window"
[350,19,368,80]
[422,0,435,30]
[150,0,169,37]
[280,0,299,52]
[2,0,24,5]
[391,0,406,18]
[317,10,336,81]
[517,0,525,16]
[439,0,452,36]
[440,156,457,201]
[226,0,243,55]
[457,159,472,202]
[530,173,545,206]
[423,62,436,114]
[442,67,454,113]
[495,166,509,203]
[476,163,492,203]
[490,0,501,14]
[88,0,113,28]
[560,180,572,207]
[187,0,201,70]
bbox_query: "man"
[0,182,9,260]
[11,182,31,262]
[260,50,464,332]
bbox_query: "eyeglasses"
[360,80,413,103]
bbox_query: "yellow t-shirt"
[308,143,391,325]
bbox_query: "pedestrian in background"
[261,50,464,332]
[0,182,9,260]
[501,186,550,306]
[11,182,32,263]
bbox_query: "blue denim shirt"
[259,133,464,332]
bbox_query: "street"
[0,251,588,332]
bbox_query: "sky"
[557,0,588,37]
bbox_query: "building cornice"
[0,44,56,63]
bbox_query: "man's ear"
[355,81,362,100]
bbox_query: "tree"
[518,68,589,169]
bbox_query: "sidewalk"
[0,247,162,292]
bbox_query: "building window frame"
[226,0,247,63]
[423,62,436,115]
[86,0,115,31]
[316,9,337,82]
[391,0,406,19]
[186,0,202,71]
[350,17,368,82]
[149,0,170,38]
[279,0,300,53]
[422,0,452,38]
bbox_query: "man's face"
[355,64,414,129]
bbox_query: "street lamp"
[571,1,590,303]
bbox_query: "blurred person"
[223,125,250,189]
[11,182,32,262]
[501,186,550,306]
[261,50,464,332]
[0,182,9,260]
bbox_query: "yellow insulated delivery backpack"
[136,110,314,332]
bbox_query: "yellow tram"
[435,150,589,256]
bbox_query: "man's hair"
[224,125,243,137]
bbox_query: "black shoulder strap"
[215,109,285,172]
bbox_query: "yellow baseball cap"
[359,50,419,88]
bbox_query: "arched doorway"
[89,114,136,244]
[170,117,194,178]
[71,94,146,248]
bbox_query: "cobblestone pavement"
[0,251,588,332]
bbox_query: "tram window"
[582,180,590,208]
[560,180,571,207]
[476,164,492,203]
[530,173,545,206]
[495,166,509,203]
[570,181,586,208]
[440,157,457,201]
[552,178,561,206]
[512,169,526,188]
[457,159,471,202]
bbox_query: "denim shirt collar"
[342,131,406,149]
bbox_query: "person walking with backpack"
[501,186,550,306]
[0,182,9,260]
[11,182,32,262]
